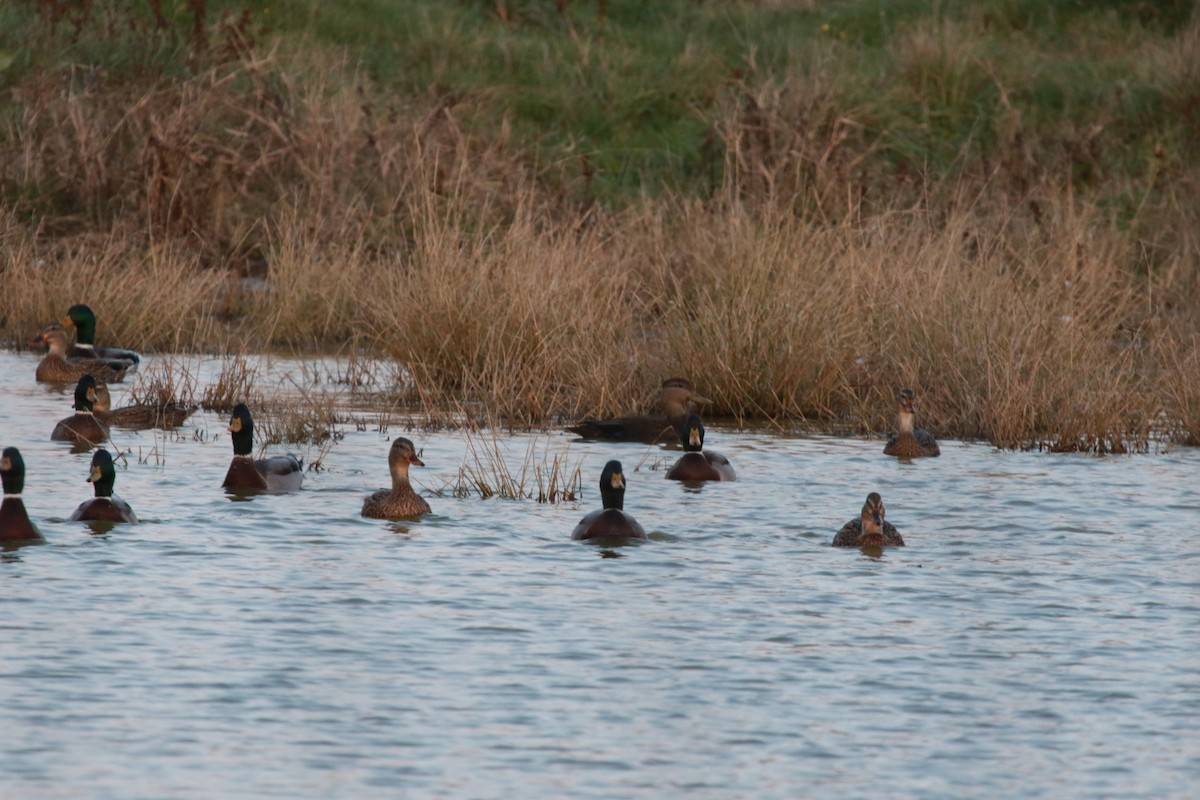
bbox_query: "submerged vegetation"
[1,0,1198,450]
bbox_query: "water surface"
[2,352,1197,799]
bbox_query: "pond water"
[2,351,1198,799]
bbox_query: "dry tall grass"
[3,7,1198,451]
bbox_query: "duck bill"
[87,466,101,483]
[409,454,425,467]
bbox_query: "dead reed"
[453,424,583,503]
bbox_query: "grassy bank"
[1,1,1198,449]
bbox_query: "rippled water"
[2,352,1198,799]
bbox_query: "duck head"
[73,374,98,412]
[599,459,627,510]
[679,413,706,452]
[0,447,27,495]
[388,437,425,478]
[227,403,256,456]
[659,377,712,418]
[63,304,99,346]
[87,449,117,498]
[860,492,886,534]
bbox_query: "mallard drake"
[93,381,196,430]
[32,324,130,384]
[362,438,431,519]
[665,414,736,482]
[571,460,648,543]
[70,449,137,524]
[51,374,110,448]
[221,403,304,493]
[1,447,44,543]
[567,377,712,444]
[884,388,940,458]
[62,304,140,367]
[832,492,905,548]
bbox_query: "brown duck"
[93,381,196,430]
[362,438,431,519]
[567,378,711,444]
[832,492,905,548]
[665,414,735,482]
[32,324,130,384]
[51,374,110,449]
[884,388,940,458]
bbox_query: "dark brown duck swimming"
[567,378,711,444]
[572,460,648,543]
[51,374,110,449]
[70,449,138,524]
[1,447,44,543]
[884,388,940,458]
[665,414,735,482]
[93,381,196,430]
[61,304,140,368]
[221,403,304,493]
[32,324,130,384]
[832,492,905,548]
[362,438,431,520]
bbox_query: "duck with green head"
[665,414,735,482]
[362,438,431,520]
[567,378,712,444]
[70,449,137,523]
[62,304,140,368]
[884,388,940,458]
[572,460,648,543]
[1,447,44,543]
[51,374,110,448]
[832,492,905,548]
[222,403,304,493]
[32,324,130,384]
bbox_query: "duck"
[61,304,140,368]
[832,492,905,548]
[567,377,712,444]
[884,387,940,458]
[32,324,130,384]
[1,447,44,543]
[51,374,110,448]
[665,414,735,482]
[221,403,304,492]
[362,437,431,519]
[93,381,196,430]
[571,460,648,543]
[70,449,137,523]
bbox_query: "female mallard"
[221,403,304,492]
[32,324,130,384]
[1,447,44,543]
[572,460,648,543]
[70,449,137,524]
[362,438,431,519]
[567,377,712,444]
[51,374,110,448]
[62,304,140,367]
[665,414,735,482]
[93,381,196,430]
[884,388,940,458]
[832,492,905,548]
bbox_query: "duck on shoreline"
[567,378,711,444]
